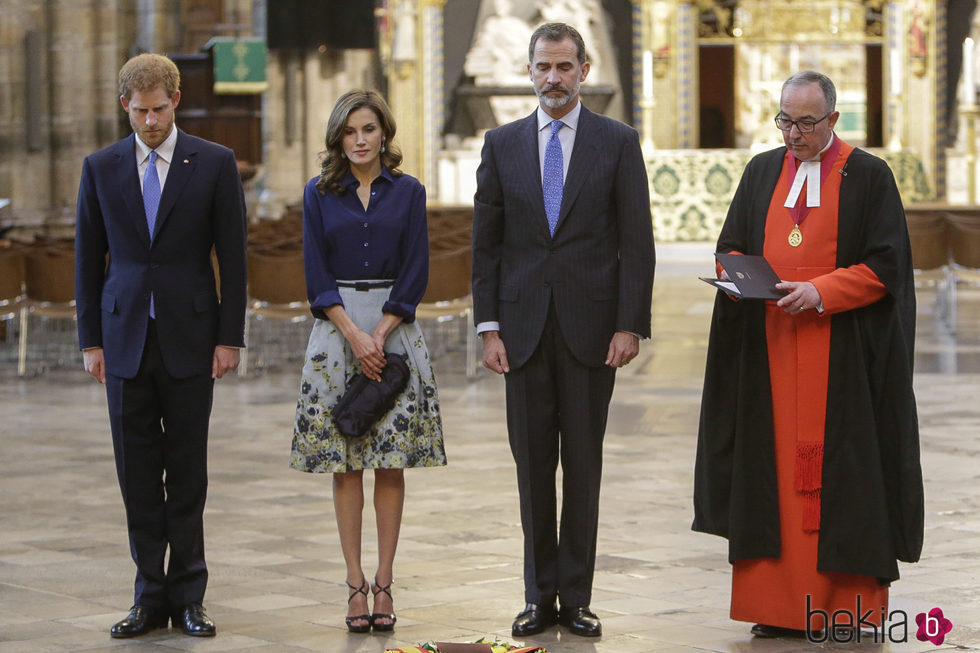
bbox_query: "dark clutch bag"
[332,352,411,439]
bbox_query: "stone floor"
[1,243,979,652]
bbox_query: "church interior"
[2,0,980,650]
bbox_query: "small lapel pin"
[183,159,190,164]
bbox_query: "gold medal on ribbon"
[788,225,803,247]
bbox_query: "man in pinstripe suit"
[472,22,655,639]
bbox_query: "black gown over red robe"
[693,142,924,629]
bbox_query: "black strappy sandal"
[370,579,397,631]
[345,579,371,633]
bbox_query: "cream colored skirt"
[289,283,446,472]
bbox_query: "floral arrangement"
[384,636,548,653]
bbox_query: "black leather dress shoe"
[559,606,602,637]
[750,623,811,638]
[173,603,216,637]
[511,602,558,637]
[109,605,169,638]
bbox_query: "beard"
[536,81,579,109]
[131,116,174,149]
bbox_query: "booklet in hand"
[700,253,787,300]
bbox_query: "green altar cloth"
[648,148,934,242]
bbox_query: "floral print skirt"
[289,283,447,473]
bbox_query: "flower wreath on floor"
[385,636,548,653]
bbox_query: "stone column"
[419,0,446,195]
[902,0,938,190]
[885,2,906,152]
[386,0,445,192]
[261,48,378,217]
[134,0,179,54]
[632,0,655,152]
[0,2,41,226]
[0,0,126,232]
[631,0,696,150]
[675,2,698,149]
[49,0,123,216]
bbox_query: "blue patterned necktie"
[143,150,161,317]
[542,120,564,236]
[143,150,161,240]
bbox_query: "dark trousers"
[504,305,616,608]
[106,320,214,611]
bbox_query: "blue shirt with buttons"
[302,167,429,322]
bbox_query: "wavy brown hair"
[315,90,403,195]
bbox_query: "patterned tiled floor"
[1,243,978,652]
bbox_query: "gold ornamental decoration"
[696,0,883,41]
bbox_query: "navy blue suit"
[75,129,246,611]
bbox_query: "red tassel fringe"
[794,441,823,491]
[801,489,821,533]
[796,441,823,533]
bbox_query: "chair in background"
[240,241,309,375]
[0,244,26,370]
[417,244,474,365]
[418,206,479,378]
[19,240,78,375]
[904,209,951,326]
[247,204,302,250]
[945,211,980,332]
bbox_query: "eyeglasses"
[774,112,831,133]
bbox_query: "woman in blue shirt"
[289,90,446,633]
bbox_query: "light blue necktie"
[143,151,161,317]
[542,120,564,236]
[143,150,161,239]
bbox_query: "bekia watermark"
[915,607,953,646]
[805,595,953,644]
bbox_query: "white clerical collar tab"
[806,160,820,207]
[784,160,822,209]
[784,134,835,209]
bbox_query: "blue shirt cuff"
[382,299,416,323]
[310,290,343,319]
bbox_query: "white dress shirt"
[536,100,581,183]
[477,102,582,336]
[135,125,178,194]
